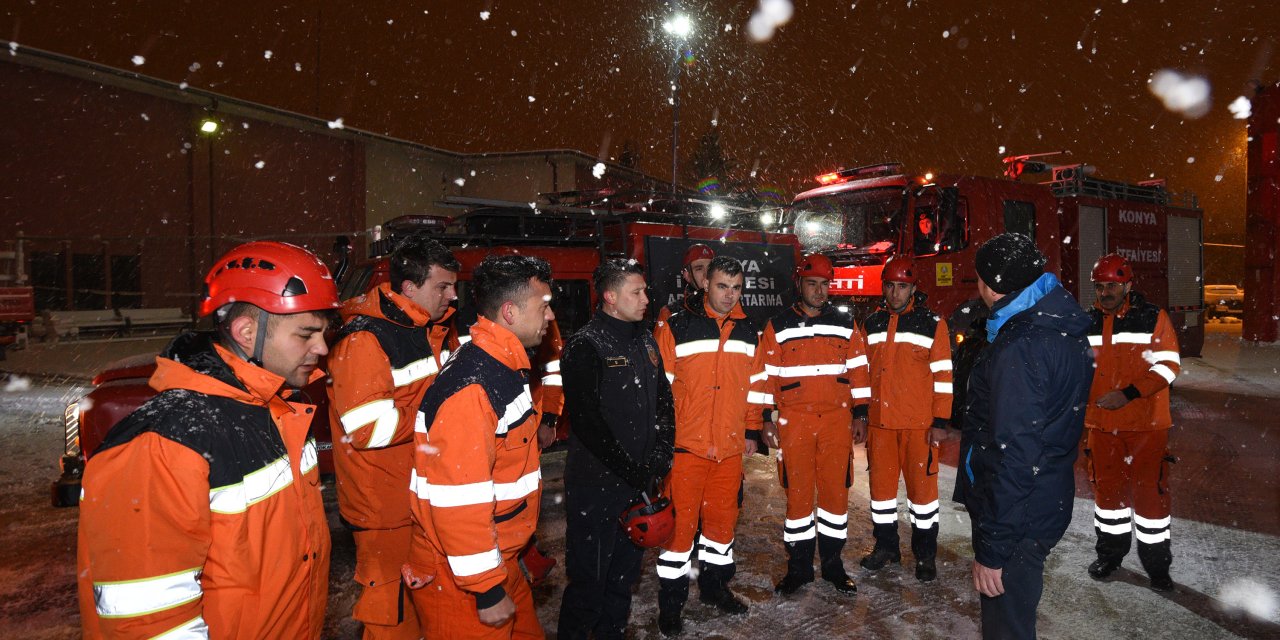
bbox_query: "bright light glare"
[199,119,219,134]
[924,172,934,181]
[759,212,774,226]
[709,203,727,220]
[664,14,693,38]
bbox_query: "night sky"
[4,1,1274,241]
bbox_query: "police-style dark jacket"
[562,310,676,492]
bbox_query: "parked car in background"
[1204,284,1244,319]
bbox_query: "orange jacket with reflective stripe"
[78,336,328,640]
[327,283,453,532]
[1085,292,1180,431]
[760,303,871,417]
[408,317,542,605]
[654,294,767,461]
[862,292,953,430]
[452,308,563,420]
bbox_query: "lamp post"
[663,13,693,197]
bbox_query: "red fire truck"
[787,157,1205,356]
[53,192,801,506]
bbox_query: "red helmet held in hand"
[200,241,341,318]
[881,255,916,284]
[1091,254,1133,284]
[795,254,835,281]
[619,492,675,549]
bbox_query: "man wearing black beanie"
[956,232,1094,639]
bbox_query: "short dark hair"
[215,302,336,339]
[593,259,645,298]
[706,255,743,281]
[472,254,552,319]
[389,233,460,293]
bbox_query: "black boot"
[698,560,748,615]
[1088,557,1121,580]
[775,537,815,595]
[658,574,689,636]
[1138,539,1173,592]
[1090,528,1132,581]
[915,557,937,582]
[658,609,684,636]
[817,533,856,594]
[859,546,901,571]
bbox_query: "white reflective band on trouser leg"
[908,500,940,529]
[94,568,203,618]
[783,515,816,542]
[1134,513,1172,543]
[816,508,848,539]
[1094,504,1133,535]
[448,548,502,577]
[153,615,208,639]
[542,374,563,387]
[698,535,735,565]
[1094,505,1132,521]
[870,499,897,524]
[657,548,693,579]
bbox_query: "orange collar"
[469,315,532,371]
[703,297,746,321]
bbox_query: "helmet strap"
[249,308,269,367]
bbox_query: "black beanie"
[975,232,1047,294]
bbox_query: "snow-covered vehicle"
[1204,284,1244,319]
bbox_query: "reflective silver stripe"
[1134,514,1171,529]
[772,363,848,378]
[817,507,848,524]
[749,371,769,383]
[657,548,692,579]
[391,356,439,387]
[1094,504,1134,535]
[870,498,897,524]
[867,331,888,345]
[1112,332,1153,345]
[494,469,541,502]
[930,359,953,372]
[154,615,208,639]
[1097,520,1132,535]
[1135,528,1171,543]
[851,387,871,399]
[414,411,427,433]
[846,355,868,369]
[908,500,939,529]
[894,331,934,349]
[300,438,319,474]
[448,547,502,577]
[816,508,848,539]
[496,386,534,435]
[1095,505,1131,520]
[1148,350,1181,364]
[1088,335,1103,347]
[1149,363,1176,384]
[542,374,563,387]
[94,568,202,618]
[674,339,721,358]
[774,324,854,342]
[341,398,398,448]
[783,515,815,542]
[934,382,953,394]
[544,359,561,373]
[438,349,451,363]
[665,372,676,384]
[698,535,734,565]
[747,391,773,405]
[209,453,294,514]
[722,339,756,358]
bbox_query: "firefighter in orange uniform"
[1084,254,1181,592]
[656,243,715,324]
[760,254,871,596]
[653,255,770,636]
[327,234,458,638]
[859,255,953,581]
[77,241,340,639]
[405,255,554,639]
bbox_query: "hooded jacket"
[1085,290,1180,431]
[327,283,453,533]
[453,305,564,422]
[654,291,768,461]
[958,274,1094,569]
[78,332,329,639]
[862,289,953,429]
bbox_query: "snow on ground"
[1179,329,1280,400]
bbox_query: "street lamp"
[663,13,693,197]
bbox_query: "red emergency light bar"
[814,162,904,186]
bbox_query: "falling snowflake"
[263,50,273,60]
[454,178,466,187]
[328,118,344,129]
[1228,96,1252,120]
[592,162,606,179]
[480,11,490,20]
[1148,69,1211,118]
[131,55,146,66]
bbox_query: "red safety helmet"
[1091,254,1133,284]
[199,241,341,318]
[795,253,835,281]
[682,243,716,268]
[619,492,675,549]
[881,255,916,284]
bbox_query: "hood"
[341,282,434,328]
[149,331,320,408]
[987,273,1091,341]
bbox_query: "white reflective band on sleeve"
[775,324,854,342]
[300,438,319,474]
[448,547,502,577]
[340,398,397,440]
[1148,350,1181,365]
[674,339,721,358]
[930,359,953,372]
[414,412,427,433]
[774,363,849,378]
[747,391,773,405]
[1112,332,1153,345]
[494,469,541,502]
[1133,514,1172,529]
[846,355,868,369]
[496,387,534,435]
[851,387,871,399]
[153,615,208,639]
[1094,505,1132,520]
[541,374,563,387]
[934,382,953,394]
[749,371,769,383]
[544,359,561,373]
[391,357,440,387]
[867,332,888,345]
[209,454,293,514]
[1088,335,1103,347]
[894,331,934,349]
[416,477,495,508]
[722,339,757,358]
[94,568,202,618]
[1149,364,1176,384]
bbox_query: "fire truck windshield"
[791,187,902,254]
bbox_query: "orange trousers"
[1086,429,1172,540]
[352,526,428,640]
[408,554,544,640]
[778,411,853,540]
[658,452,743,577]
[867,426,939,533]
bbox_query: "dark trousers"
[557,483,645,640]
[974,526,1057,640]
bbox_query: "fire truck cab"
[788,159,1204,356]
